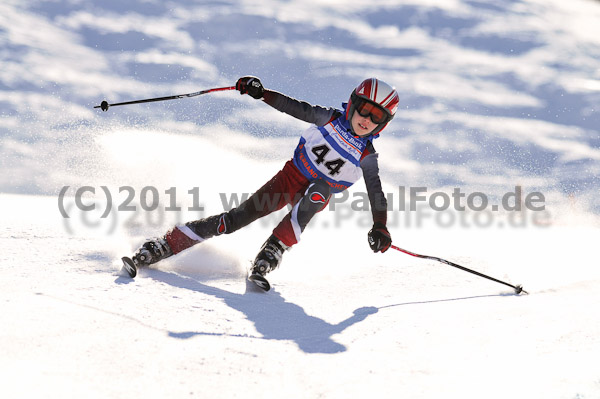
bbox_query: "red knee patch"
[310,192,327,204]
[217,214,227,234]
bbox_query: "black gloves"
[236,76,264,99]
[368,222,392,253]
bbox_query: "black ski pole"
[94,86,236,112]
[391,244,528,295]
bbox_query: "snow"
[2,192,599,398]
[2,0,600,398]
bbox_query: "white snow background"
[1,0,600,398]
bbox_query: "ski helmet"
[347,78,399,137]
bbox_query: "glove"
[235,76,264,99]
[368,222,392,253]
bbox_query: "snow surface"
[1,0,600,398]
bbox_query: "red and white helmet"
[347,78,399,136]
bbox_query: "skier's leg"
[272,179,331,247]
[133,161,308,266]
[252,179,331,276]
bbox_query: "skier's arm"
[263,90,339,127]
[361,143,392,253]
[360,144,387,226]
[236,76,338,126]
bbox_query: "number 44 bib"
[292,117,374,193]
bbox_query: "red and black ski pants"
[165,160,331,254]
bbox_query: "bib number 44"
[311,144,345,176]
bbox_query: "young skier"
[122,76,399,289]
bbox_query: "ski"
[248,272,271,291]
[120,256,137,278]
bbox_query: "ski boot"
[121,236,173,278]
[248,235,288,291]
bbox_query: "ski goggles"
[355,99,391,124]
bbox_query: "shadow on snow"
[112,264,515,354]
[144,269,378,354]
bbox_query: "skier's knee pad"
[185,212,234,240]
[298,180,331,217]
[306,179,331,205]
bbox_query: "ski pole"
[94,86,236,112]
[390,244,528,295]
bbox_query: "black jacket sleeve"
[360,142,388,225]
[263,90,340,126]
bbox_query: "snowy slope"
[2,183,600,399]
[1,0,600,398]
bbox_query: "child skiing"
[122,76,400,290]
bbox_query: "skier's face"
[351,110,378,137]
